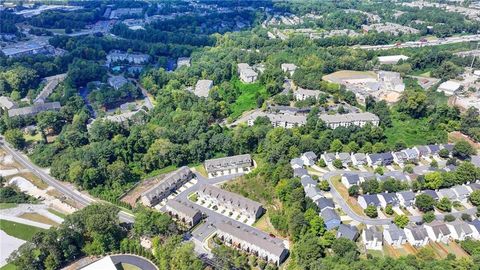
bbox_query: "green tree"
[348,185,360,197]
[364,205,378,218]
[5,129,25,149]
[423,211,435,223]
[318,180,330,191]
[438,148,450,158]
[436,197,452,212]
[330,139,343,152]
[424,171,443,190]
[385,204,394,215]
[332,159,343,169]
[416,194,436,212]
[393,215,409,228]
[452,140,476,160]
[469,190,480,206]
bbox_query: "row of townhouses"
[357,182,480,209]
[140,166,194,207]
[204,154,254,178]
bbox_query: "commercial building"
[438,80,462,96]
[165,199,202,227]
[237,63,258,83]
[198,185,264,222]
[215,221,289,266]
[140,167,193,207]
[7,102,61,117]
[204,154,253,178]
[319,112,380,129]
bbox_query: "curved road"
[0,138,134,223]
[310,166,478,225]
[110,254,157,270]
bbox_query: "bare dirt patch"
[120,175,166,207]
[448,131,480,150]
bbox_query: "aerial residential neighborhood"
[1,0,480,270]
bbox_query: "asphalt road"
[0,138,134,223]
[110,254,157,270]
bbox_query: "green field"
[0,203,17,210]
[229,79,267,120]
[384,117,432,148]
[0,219,47,241]
[47,208,67,219]
[0,264,16,270]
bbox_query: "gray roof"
[471,156,480,167]
[403,148,418,158]
[427,144,441,154]
[343,173,360,185]
[108,75,128,89]
[422,190,439,200]
[470,219,480,234]
[385,224,406,241]
[415,145,430,155]
[142,166,192,202]
[406,225,428,241]
[397,191,415,202]
[368,152,393,163]
[353,153,367,161]
[291,158,304,167]
[165,199,201,219]
[305,186,322,199]
[448,220,473,236]
[194,80,213,97]
[378,171,409,181]
[8,102,61,117]
[205,154,252,173]
[216,221,287,258]
[452,185,470,197]
[316,197,334,210]
[379,192,399,205]
[437,188,457,200]
[293,168,308,177]
[426,220,451,238]
[301,176,317,188]
[393,151,407,160]
[360,194,381,206]
[303,151,317,161]
[365,226,383,241]
[337,224,359,240]
[323,153,336,162]
[442,144,454,151]
[319,112,379,124]
[199,185,263,215]
[467,183,480,191]
[337,152,351,162]
[321,208,340,222]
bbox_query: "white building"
[238,63,258,83]
[447,221,476,241]
[383,224,407,247]
[424,221,451,243]
[140,167,193,207]
[378,55,409,65]
[362,226,383,250]
[247,112,307,128]
[106,50,150,66]
[404,225,429,247]
[204,154,253,178]
[295,88,322,101]
[81,256,117,270]
[177,57,191,69]
[301,151,317,166]
[319,112,380,129]
[437,80,462,96]
[0,96,17,110]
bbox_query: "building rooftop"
[360,194,381,207]
[199,184,263,214]
[204,154,252,172]
[365,226,383,241]
[216,221,287,258]
[142,167,192,202]
[406,224,428,241]
[319,112,379,124]
[194,80,214,98]
[426,220,451,237]
[320,208,340,222]
[337,224,359,240]
[165,199,201,219]
[8,102,61,117]
[384,224,406,241]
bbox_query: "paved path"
[0,215,52,229]
[110,254,158,270]
[0,138,134,223]
[354,34,480,50]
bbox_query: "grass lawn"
[19,213,58,226]
[228,79,267,121]
[193,163,208,178]
[24,132,42,144]
[0,219,47,241]
[47,208,67,219]
[0,203,17,209]
[0,264,16,270]
[253,211,283,237]
[330,176,366,217]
